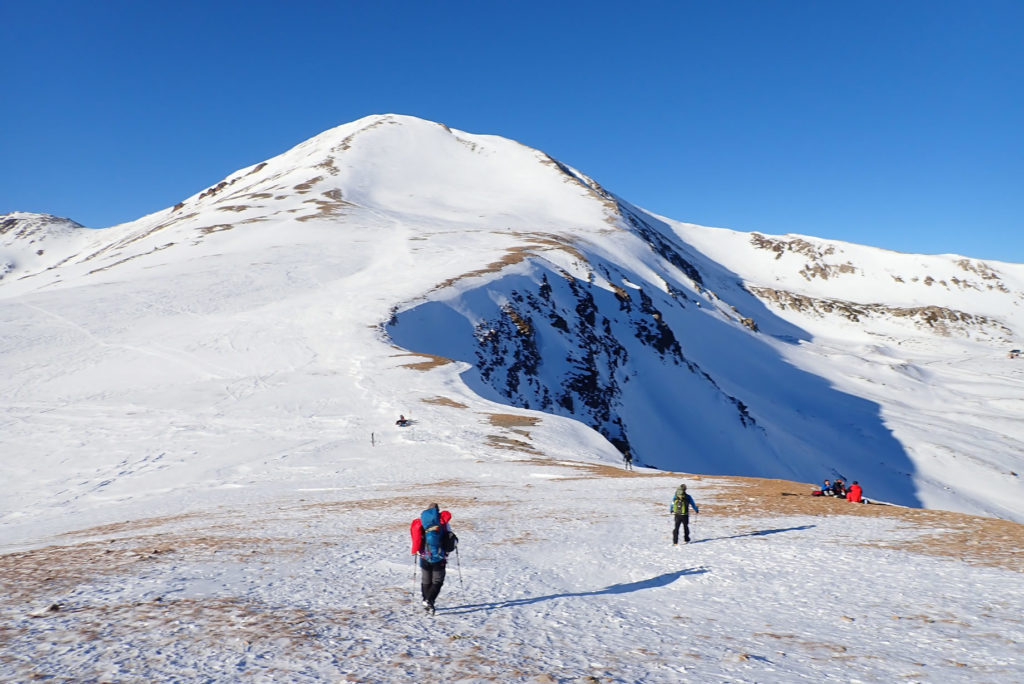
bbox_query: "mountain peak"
[150,113,616,245]
[0,212,90,282]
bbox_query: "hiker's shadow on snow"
[441,567,708,615]
[688,524,814,545]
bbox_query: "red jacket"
[410,510,452,554]
[846,484,863,503]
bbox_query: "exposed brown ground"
[420,396,469,409]
[0,534,303,606]
[708,475,1024,572]
[393,352,453,371]
[485,413,541,428]
[517,459,1024,572]
[430,234,586,294]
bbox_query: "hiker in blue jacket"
[670,483,699,545]
[409,503,457,614]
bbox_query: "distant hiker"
[815,479,833,496]
[831,479,847,498]
[623,450,634,471]
[396,414,410,427]
[410,503,457,614]
[846,481,863,503]
[669,484,699,545]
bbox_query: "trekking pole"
[455,546,464,593]
[412,554,418,593]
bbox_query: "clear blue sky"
[2,1,1022,263]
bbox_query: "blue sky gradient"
[2,1,1021,262]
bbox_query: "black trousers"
[672,514,691,544]
[420,558,446,605]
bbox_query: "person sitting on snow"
[832,479,847,498]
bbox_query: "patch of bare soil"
[299,490,491,516]
[431,235,586,293]
[393,352,453,371]
[0,534,303,605]
[511,459,1023,571]
[485,413,540,428]
[293,176,323,193]
[482,414,543,454]
[197,224,235,235]
[704,476,1024,572]
[296,191,352,222]
[59,512,207,539]
[420,396,468,409]
[486,434,542,455]
[5,596,349,681]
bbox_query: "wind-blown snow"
[1,113,1022,681]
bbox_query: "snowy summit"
[1,114,1022,682]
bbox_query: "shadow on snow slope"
[386,210,921,509]
[440,567,709,615]
[687,524,816,545]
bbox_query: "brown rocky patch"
[393,352,453,371]
[703,476,1023,572]
[420,396,469,409]
[486,413,540,428]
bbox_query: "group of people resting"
[813,478,864,503]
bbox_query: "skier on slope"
[670,483,699,546]
[410,503,457,614]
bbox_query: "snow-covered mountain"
[3,114,1024,683]
[2,113,1022,529]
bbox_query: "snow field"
[2,456,1021,683]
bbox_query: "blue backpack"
[420,507,447,563]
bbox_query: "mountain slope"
[1,113,1022,529]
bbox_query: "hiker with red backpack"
[670,483,699,545]
[410,503,458,614]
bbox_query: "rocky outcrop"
[748,287,1013,340]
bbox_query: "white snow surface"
[1,114,1023,681]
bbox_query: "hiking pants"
[419,558,446,605]
[672,514,691,544]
